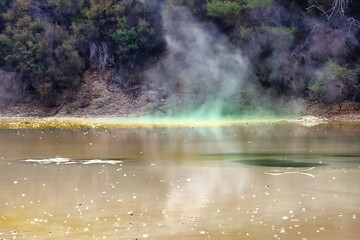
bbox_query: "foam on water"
[22,158,123,165]
[82,159,122,165]
[23,157,72,164]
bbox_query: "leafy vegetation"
[205,0,244,17]
[0,0,163,105]
[204,0,272,17]
[265,26,296,36]
[309,60,360,102]
[0,0,359,107]
[112,16,155,64]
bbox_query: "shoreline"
[1,69,360,121]
[0,115,359,129]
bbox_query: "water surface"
[0,124,359,239]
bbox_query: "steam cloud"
[145,4,253,118]
[141,2,311,118]
[139,1,360,117]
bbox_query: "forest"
[0,0,360,110]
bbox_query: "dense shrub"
[0,0,359,105]
[0,69,22,106]
[205,0,244,17]
[0,0,162,104]
[309,60,360,102]
[205,0,272,18]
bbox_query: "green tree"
[205,0,244,18]
[112,17,139,62]
[48,39,84,87]
[2,0,33,25]
[85,0,129,35]
[204,0,272,18]
[111,17,154,64]
[71,20,99,59]
[0,34,12,65]
[3,17,47,83]
[43,0,87,26]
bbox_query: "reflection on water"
[0,124,360,239]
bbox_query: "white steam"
[146,5,251,117]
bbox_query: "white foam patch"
[23,158,72,164]
[82,159,122,165]
[22,158,123,165]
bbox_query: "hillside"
[1,68,360,120]
[1,0,360,117]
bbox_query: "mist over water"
[141,2,305,119]
[1,0,359,118]
[143,2,244,118]
[161,6,249,117]
[138,1,360,120]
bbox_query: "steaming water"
[0,124,360,239]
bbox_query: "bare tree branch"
[307,0,359,36]
[89,42,97,61]
[89,42,115,73]
[306,5,329,19]
[328,0,351,19]
[348,17,360,35]
[301,23,321,50]
[307,1,351,20]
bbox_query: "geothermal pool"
[0,123,360,239]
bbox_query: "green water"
[0,124,359,239]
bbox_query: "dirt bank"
[1,69,360,121]
[305,100,360,121]
[0,69,168,117]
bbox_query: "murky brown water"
[0,124,360,239]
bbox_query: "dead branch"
[50,99,67,116]
[328,0,351,19]
[307,1,351,20]
[348,17,360,35]
[306,1,359,37]
[301,23,321,50]
[89,42,97,61]
[89,42,115,73]
[306,5,329,19]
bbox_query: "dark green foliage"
[205,0,244,17]
[0,0,161,104]
[205,0,272,18]
[71,20,99,57]
[0,34,11,65]
[0,1,85,105]
[0,0,359,106]
[48,0,87,23]
[112,17,154,64]
[112,17,140,62]
[309,60,360,102]
[2,18,47,82]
